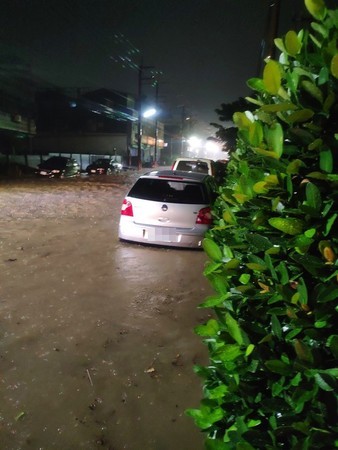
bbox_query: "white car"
[118,170,217,248]
[171,157,215,175]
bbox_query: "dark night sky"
[0,0,320,136]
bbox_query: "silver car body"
[118,170,215,248]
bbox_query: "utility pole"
[137,62,155,170]
[180,105,186,156]
[154,80,159,165]
[257,0,281,75]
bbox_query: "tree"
[211,98,253,153]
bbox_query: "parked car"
[118,170,217,248]
[35,156,80,178]
[86,158,122,175]
[171,157,215,175]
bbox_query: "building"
[33,87,164,167]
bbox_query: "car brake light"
[121,199,134,216]
[196,207,212,225]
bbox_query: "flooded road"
[0,176,212,449]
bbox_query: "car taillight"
[196,207,212,225]
[120,199,134,216]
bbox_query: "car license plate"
[40,171,48,175]
[155,227,176,242]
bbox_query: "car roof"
[173,157,214,163]
[140,169,210,182]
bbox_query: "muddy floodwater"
[0,174,213,450]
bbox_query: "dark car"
[86,158,122,175]
[35,156,80,178]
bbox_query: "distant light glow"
[143,108,156,118]
[187,136,202,150]
[205,140,221,153]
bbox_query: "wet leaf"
[265,360,292,375]
[271,314,282,339]
[314,373,334,391]
[217,344,243,362]
[261,102,297,112]
[202,238,223,262]
[263,60,282,95]
[226,313,244,345]
[195,319,219,337]
[330,54,338,79]
[320,149,333,173]
[305,0,326,20]
[285,30,302,56]
[301,80,323,104]
[199,293,230,308]
[246,77,265,92]
[287,109,314,123]
[265,122,284,157]
[305,182,322,210]
[268,217,304,235]
[294,339,314,363]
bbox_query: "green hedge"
[187,1,338,448]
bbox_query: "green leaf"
[195,319,219,337]
[271,314,282,339]
[314,373,334,391]
[199,293,230,308]
[263,60,281,95]
[186,404,224,429]
[319,149,333,173]
[305,0,326,20]
[217,344,243,362]
[274,37,286,54]
[294,339,314,363]
[316,285,338,303]
[209,273,230,294]
[246,263,267,272]
[327,335,338,359]
[301,80,323,104]
[323,213,337,237]
[207,385,228,399]
[260,102,297,112]
[285,30,302,56]
[286,159,304,174]
[265,122,284,157]
[203,261,223,276]
[306,182,322,211]
[246,77,265,92]
[268,217,304,235]
[287,109,314,123]
[246,233,273,251]
[297,277,308,304]
[226,313,244,345]
[265,360,292,375]
[276,261,289,284]
[233,111,252,129]
[245,344,255,357]
[331,54,338,79]
[203,238,223,262]
[248,121,264,147]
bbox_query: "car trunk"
[127,197,203,229]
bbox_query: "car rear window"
[176,160,209,174]
[128,178,208,204]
